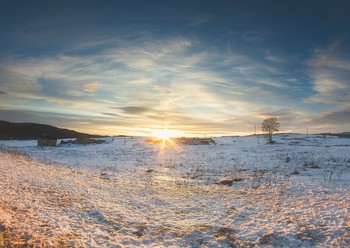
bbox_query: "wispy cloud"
[188,14,211,26]
[117,106,151,115]
[0,67,41,94]
[102,113,119,117]
[309,107,350,125]
[241,30,267,43]
[0,34,320,135]
[306,40,350,105]
[304,105,350,133]
[1,1,349,136]
[109,36,196,71]
[83,81,102,93]
[264,49,287,63]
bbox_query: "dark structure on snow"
[37,134,57,147]
[174,137,216,145]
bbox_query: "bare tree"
[261,117,280,143]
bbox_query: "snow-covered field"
[0,134,349,247]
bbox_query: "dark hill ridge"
[319,132,350,138]
[0,120,105,140]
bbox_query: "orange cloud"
[83,81,102,93]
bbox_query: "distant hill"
[318,132,350,138]
[0,120,105,140]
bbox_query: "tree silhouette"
[261,117,280,143]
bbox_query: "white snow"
[0,134,349,247]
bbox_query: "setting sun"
[152,128,176,142]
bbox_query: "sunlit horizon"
[69,124,333,138]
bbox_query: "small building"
[37,134,57,147]
[199,138,216,145]
[75,135,104,145]
[174,137,216,145]
[76,135,93,144]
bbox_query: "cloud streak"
[306,40,350,105]
[83,81,102,93]
[0,32,348,135]
[117,106,152,115]
[309,107,350,125]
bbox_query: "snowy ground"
[0,134,349,247]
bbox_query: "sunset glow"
[152,128,181,143]
[0,1,350,136]
[153,129,171,141]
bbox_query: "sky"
[1,0,350,137]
